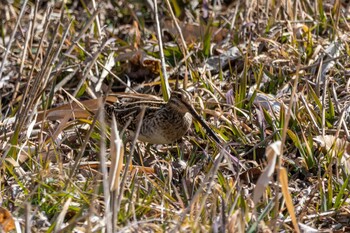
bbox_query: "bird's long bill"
[183,102,222,144]
[183,100,241,168]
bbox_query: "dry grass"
[1,0,350,232]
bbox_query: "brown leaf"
[239,167,262,183]
[133,20,141,49]
[0,207,15,232]
[36,96,119,122]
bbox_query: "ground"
[1,0,350,232]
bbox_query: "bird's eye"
[172,92,182,99]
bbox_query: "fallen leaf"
[0,207,15,232]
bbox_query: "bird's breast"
[138,111,192,144]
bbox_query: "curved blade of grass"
[280,167,300,233]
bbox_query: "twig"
[153,0,170,99]
[0,0,29,81]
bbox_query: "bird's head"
[167,89,193,114]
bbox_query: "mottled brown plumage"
[105,89,194,144]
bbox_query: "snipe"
[105,89,220,144]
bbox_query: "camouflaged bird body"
[105,90,193,144]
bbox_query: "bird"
[105,89,221,144]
